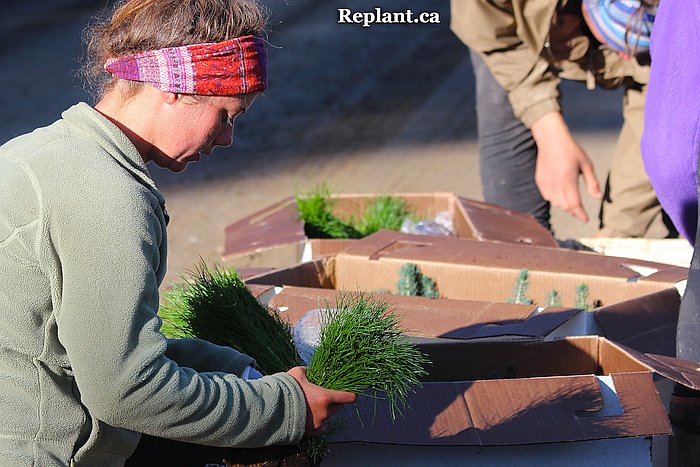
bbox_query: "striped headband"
[104,34,267,95]
[582,0,656,55]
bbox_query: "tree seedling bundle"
[159,260,300,375]
[303,291,429,462]
[159,262,428,464]
[295,184,414,239]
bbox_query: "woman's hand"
[531,112,603,222]
[287,366,357,437]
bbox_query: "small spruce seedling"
[396,262,439,298]
[507,268,535,305]
[545,289,563,307]
[575,283,591,310]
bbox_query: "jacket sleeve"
[450,0,561,127]
[165,338,258,374]
[48,167,306,448]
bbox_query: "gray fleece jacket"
[0,103,306,466]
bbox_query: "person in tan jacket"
[450,0,672,238]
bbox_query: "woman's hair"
[81,0,267,100]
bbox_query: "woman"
[0,0,354,465]
[450,0,669,238]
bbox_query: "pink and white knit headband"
[104,34,267,95]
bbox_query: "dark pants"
[470,50,551,231]
[125,434,310,467]
[678,147,700,363]
[669,149,700,467]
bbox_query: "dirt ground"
[1,0,629,289]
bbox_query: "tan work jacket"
[450,0,650,127]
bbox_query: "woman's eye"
[221,114,233,126]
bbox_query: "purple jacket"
[641,0,700,244]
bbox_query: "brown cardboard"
[222,193,557,268]
[247,230,687,309]
[264,286,580,342]
[593,288,681,357]
[328,336,673,446]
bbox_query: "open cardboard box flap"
[327,336,683,446]
[615,344,700,390]
[261,286,580,341]
[222,193,557,267]
[592,288,681,357]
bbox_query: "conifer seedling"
[507,268,535,305]
[295,184,361,239]
[304,291,429,463]
[355,195,413,236]
[158,261,300,375]
[545,289,563,307]
[575,283,591,310]
[295,184,416,239]
[396,262,439,298]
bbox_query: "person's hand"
[531,112,603,222]
[287,366,357,437]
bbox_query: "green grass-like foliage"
[295,185,362,239]
[295,185,414,239]
[304,291,429,463]
[306,292,429,417]
[158,261,300,375]
[355,196,413,237]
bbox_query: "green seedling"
[158,260,300,375]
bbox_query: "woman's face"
[150,92,259,173]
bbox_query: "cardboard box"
[255,284,680,360]
[242,233,691,465]
[246,230,687,310]
[259,285,580,342]
[222,193,558,268]
[320,336,700,466]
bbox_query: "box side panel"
[594,288,681,357]
[265,286,578,340]
[223,241,305,269]
[309,239,356,259]
[334,255,676,308]
[577,372,672,438]
[332,374,666,447]
[419,338,600,382]
[324,438,652,466]
[330,192,451,224]
[246,259,334,289]
[466,376,603,444]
